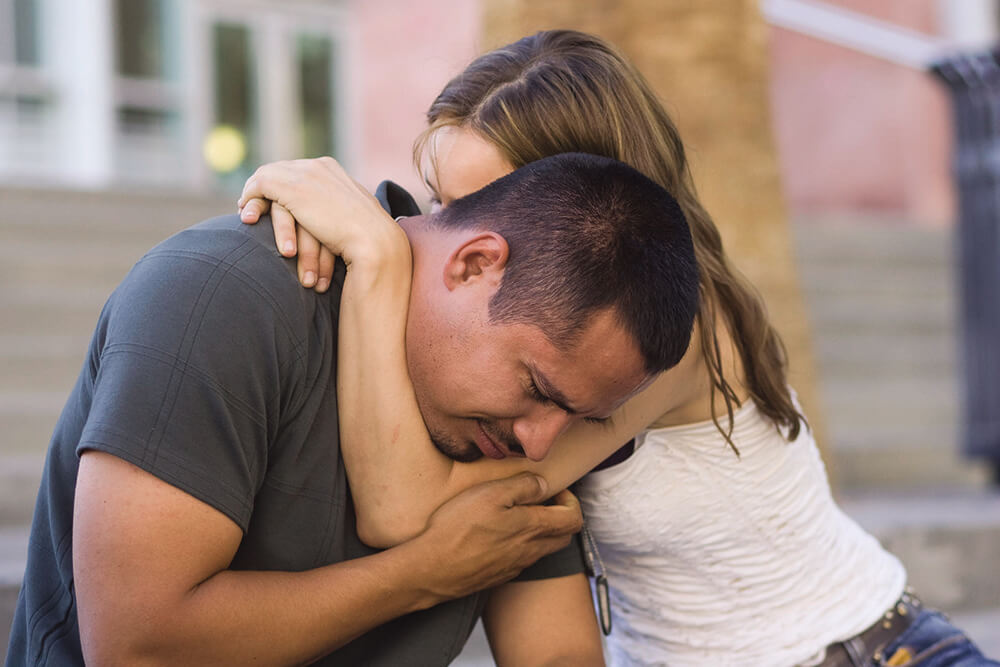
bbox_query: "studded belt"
[818,588,923,667]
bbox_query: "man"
[7,153,699,665]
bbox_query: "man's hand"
[76,454,581,665]
[409,473,584,600]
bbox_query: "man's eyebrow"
[529,364,581,415]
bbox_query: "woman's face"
[423,126,514,211]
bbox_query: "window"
[112,0,183,185]
[297,33,336,158]
[12,0,41,65]
[116,0,170,78]
[0,0,349,189]
[197,2,348,189]
[208,21,257,185]
[0,0,53,180]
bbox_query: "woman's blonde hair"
[415,30,804,449]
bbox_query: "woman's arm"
[239,158,670,547]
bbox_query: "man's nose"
[512,407,575,462]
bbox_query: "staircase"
[0,185,232,655]
[793,216,989,490]
[793,214,1000,656]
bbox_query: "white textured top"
[576,397,906,667]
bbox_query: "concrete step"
[812,331,956,374]
[793,216,955,264]
[2,415,64,459]
[799,263,954,297]
[826,420,959,454]
[806,298,956,336]
[790,217,979,493]
[0,240,159,294]
[831,446,990,492]
[821,378,958,428]
[0,525,29,665]
[0,455,45,528]
[0,307,104,337]
[841,492,1000,612]
[820,380,959,456]
[0,185,231,230]
[0,358,87,394]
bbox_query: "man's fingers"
[491,472,549,508]
[529,534,576,560]
[521,501,584,538]
[296,227,322,288]
[271,203,298,257]
[549,489,581,513]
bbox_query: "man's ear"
[442,232,510,290]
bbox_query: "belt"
[818,589,923,667]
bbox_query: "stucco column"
[482,0,829,470]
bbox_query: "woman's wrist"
[343,224,412,286]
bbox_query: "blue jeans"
[876,610,999,666]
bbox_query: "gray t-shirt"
[7,185,583,666]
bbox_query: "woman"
[238,30,996,667]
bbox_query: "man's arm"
[483,573,604,667]
[74,453,581,665]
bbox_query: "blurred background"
[2,0,999,662]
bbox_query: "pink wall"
[349,0,483,201]
[767,1,956,225]
[346,0,958,225]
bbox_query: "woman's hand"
[238,157,410,291]
[244,200,336,292]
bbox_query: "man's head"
[400,152,699,462]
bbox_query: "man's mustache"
[479,419,525,457]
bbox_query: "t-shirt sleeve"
[77,228,308,532]
[514,533,586,581]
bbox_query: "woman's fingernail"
[283,240,295,255]
[316,278,329,292]
[303,271,316,286]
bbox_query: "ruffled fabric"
[576,396,905,666]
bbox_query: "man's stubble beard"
[428,427,483,463]
[412,388,483,462]
[407,336,483,462]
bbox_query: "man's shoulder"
[106,213,342,344]
[154,213,292,271]
[139,213,340,300]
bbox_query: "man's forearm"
[76,454,583,666]
[82,539,442,666]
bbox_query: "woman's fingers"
[239,197,271,224]
[271,203,298,257]
[316,246,336,293]
[296,226,323,288]
[235,157,401,273]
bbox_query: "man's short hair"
[432,152,699,374]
